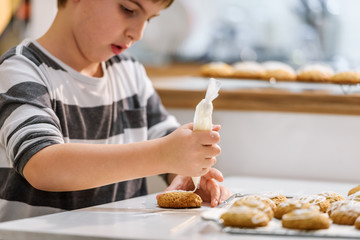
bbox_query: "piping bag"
[192,78,221,191]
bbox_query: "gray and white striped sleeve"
[0,55,64,176]
[134,63,180,140]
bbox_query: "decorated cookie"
[318,191,345,204]
[355,216,360,230]
[330,200,360,225]
[282,208,330,230]
[295,195,331,213]
[232,195,276,212]
[348,185,360,196]
[231,198,273,220]
[348,191,360,202]
[274,199,319,220]
[221,205,270,228]
[260,192,287,207]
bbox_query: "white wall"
[147,109,360,193]
[171,109,360,182]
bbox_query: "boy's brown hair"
[58,0,174,8]
[58,0,66,7]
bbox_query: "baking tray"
[201,193,360,239]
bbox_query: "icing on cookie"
[283,209,320,220]
[296,195,327,204]
[348,191,360,201]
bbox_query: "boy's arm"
[23,123,221,192]
[24,139,165,192]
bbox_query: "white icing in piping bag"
[192,78,221,191]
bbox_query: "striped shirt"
[0,39,179,222]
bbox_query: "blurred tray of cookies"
[200,61,360,85]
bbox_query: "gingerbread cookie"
[232,195,276,211]
[274,199,319,220]
[260,192,287,207]
[297,64,334,82]
[200,62,234,78]
[232,61,266,79]
[318,191,345,204]
[348,185,360,196]
[327,200,351,216]
[295,195,331,213]
[231,197,273,220]
[330,200,360,225]
[330,71,360,85]
[262,61,297,81]
[221,205,270,228]
[348,191,360,202]
[355,216,360,230]
[282,208,330,230]
[157,191,202,209]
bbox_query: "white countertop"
[0,176,358,240]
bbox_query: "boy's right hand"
[159,123,221,177]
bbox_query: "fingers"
[203,168,224,182]
[197,131,220,146]
[198,157,217,176]
[212,124,221,131]
[208,181,232,207]
[199,143,220,162]
[199,168,231,207]
[199,167,210,177]
[207,179,220,207]
[172,123,220,178]
[191,145,220,177]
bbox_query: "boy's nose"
[126,21,147,42]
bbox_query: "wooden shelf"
[146,63,360,116]
[156,88,360,115]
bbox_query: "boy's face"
[70,0,167,63]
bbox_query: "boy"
[0,0,231,222]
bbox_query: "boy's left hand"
[156,168,232,207]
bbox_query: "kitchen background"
[2,0,360,70]
[1,0,360,193]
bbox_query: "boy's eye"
[120,5,134,15]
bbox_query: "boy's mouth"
[111,44,125,55]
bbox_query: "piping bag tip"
[192,177,200,192]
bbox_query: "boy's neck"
[37,12,103,78]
